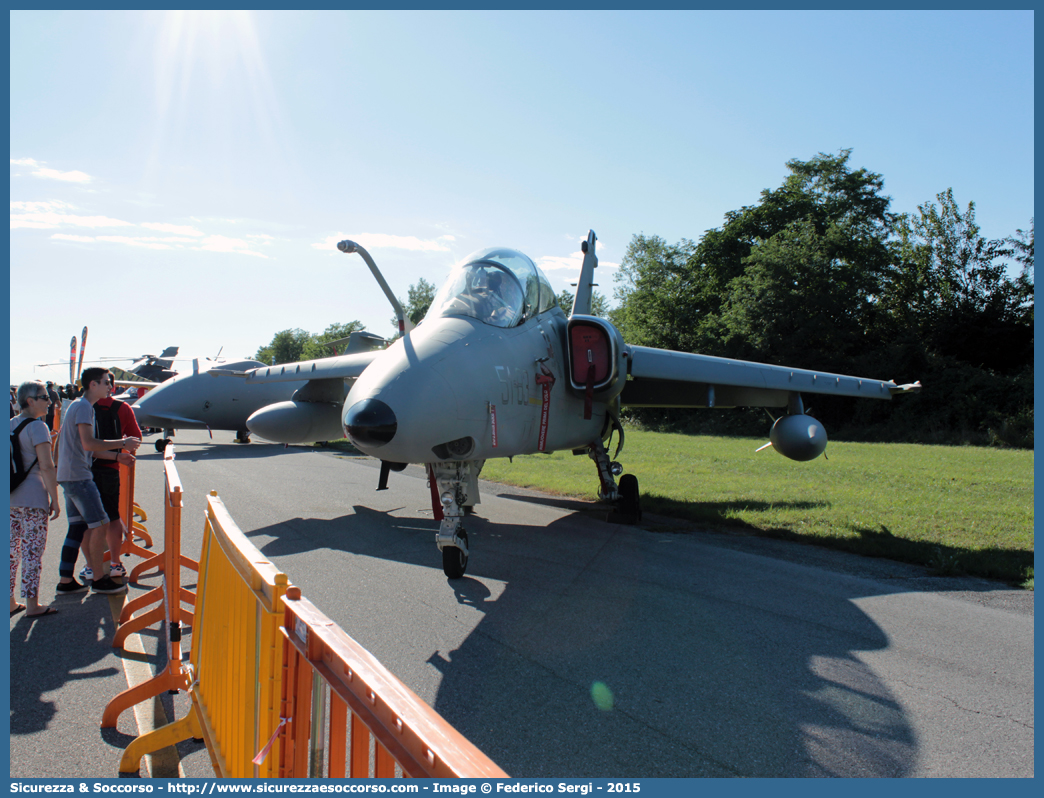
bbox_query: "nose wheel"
[618,474,642,524]
[441,528,469,579]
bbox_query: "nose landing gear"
[429,461,483,579]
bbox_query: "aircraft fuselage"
[342,310,608,464]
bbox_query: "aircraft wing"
[128,407,206,427]
[621,345,921,408]
[212,351,381,384]
[114,379,161,389]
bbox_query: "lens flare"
[590,681,614,711]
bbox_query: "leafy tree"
[614,150,894,360]
[611,234,699,350]
[301,321,366,360]
[610,151,1032,445]
[391,278,437,331]
[886,191,1031,374]
[255,322,366,364]
[555,289,610,318]
[1008,218,1034,322]
[255,328,311,366]
[719,216,878,372]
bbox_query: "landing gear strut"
[429,461,483,579]
[155,429,174,453]
[588,439,641,524]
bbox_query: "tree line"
[254,151,1031,447]
[254,321,367,366]
[610,150,1033,447]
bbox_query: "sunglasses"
[32,394,51,401]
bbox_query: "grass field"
[476,430,1034,588]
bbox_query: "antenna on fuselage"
[337,240,416,336]
[571,230,598,317]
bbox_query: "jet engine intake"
[768,414,828,462]
[565,315,628,407]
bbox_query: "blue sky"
[9,10,1034,385]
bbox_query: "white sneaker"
[79,566,93,583]
[109,562,127,579]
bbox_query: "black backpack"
[92,400,124,473]
[10,418,38,492]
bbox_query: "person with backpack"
[10,381,60,617]
[74,392,142,585]
[55,368,140,597]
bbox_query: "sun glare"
[149,11,284,172]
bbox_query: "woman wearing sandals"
[10,381,61,618]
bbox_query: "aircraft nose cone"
[345,398,397,449]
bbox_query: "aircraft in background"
[110,347,183,387]
[227,231,920,579]
[131,333,387,450]
[35,342,181,392]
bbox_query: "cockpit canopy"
[427,248,558,328]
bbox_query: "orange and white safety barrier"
[278,590,509,779]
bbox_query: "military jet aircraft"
[233,231,920,580]
[131,333,388,450]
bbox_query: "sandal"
[26,607,58,618]
[10,605,25,617]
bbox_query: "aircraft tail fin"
[571,230,598,317]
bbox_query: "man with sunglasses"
[55,368,140,596]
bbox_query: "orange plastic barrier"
[117,458,154,554]
[278,590,509,778]
[111,458,505,778]
[103,448,195,726]
[119,492,292,777]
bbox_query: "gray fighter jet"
[235,231,920,579]
[131,334,387,450]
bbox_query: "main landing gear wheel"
[618,474,642,524]
[442,529,469,579]
[154,438,172,453]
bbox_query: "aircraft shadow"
[243,500,920,777]
[495,491,1030,589]
[246,506,438,565]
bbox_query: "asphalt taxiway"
[9,429,1034,778]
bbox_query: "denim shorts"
[60,479,110,529]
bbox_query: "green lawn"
[478,430,1034,588]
